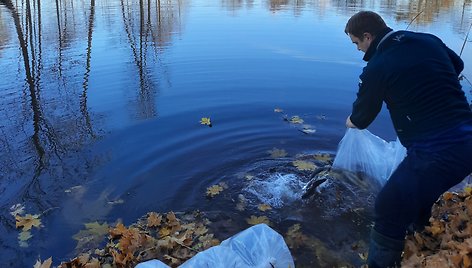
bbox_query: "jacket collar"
[363,27,394,62]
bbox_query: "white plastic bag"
[136,223,295,268]
[332,128,406,185]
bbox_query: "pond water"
[1,0,472,266]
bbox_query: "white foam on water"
[244,173,305,208]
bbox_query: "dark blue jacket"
[350,28,472,149]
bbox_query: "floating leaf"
[10,203,25,216]
[246,215,270,225]
[200,117,212,126]
[274,108,284,113]
[107,199,124,205]
[15,214,41,231]
[286,224,309,249]
[236,194,247,211]
[19,231,32,241]
[73,221,109,250]
[268,148,287,158]
[245,174,254,181]
[300,128,316,134]
[314,153,332,162]
[292,160,316,171]
[289,116,304,124]
[18,231,32,248]
[206,185,224,197]
[258,204,272,212]
[33,257,52,268]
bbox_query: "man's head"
[345,11,387,52]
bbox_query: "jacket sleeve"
[440,40,464,75]
[350,65,384,129]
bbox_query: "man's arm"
[349,67,384,129]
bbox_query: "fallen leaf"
[10,203,25,216]
[258,204,272,212]
[15,214,41,231]
[200,117,212,126]
[109,223,128,238]
[147,212,162,227]
[18,231,32,242]
[246,215,270,225]
[300,128,316,134]
[464,184,472,195]
[314,153,332,162]
[292,160,316,171]
[289,116,304,124]
[286,224,309,249]
[268,148,287,158]
[73,221,109,250]
[33,257,52,268]
[206,185,224,197]
[107,199,124,205]
[245,174,254,181]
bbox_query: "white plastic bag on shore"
[135,223,295,268]
[332,128,406,185]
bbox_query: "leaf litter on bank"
[59,211,219,267]
[402,188,472,267]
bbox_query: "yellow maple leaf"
[258,204,272,212]
[200,117,212,126]
[15,214,41,231]
[147,212,162,227]
[290,116,304,124]
[292,160,316,171]
[206,185,224,197]
[314,153,332,162]
[33,257,52,268]
[246,215,270,225]
[268,148,288,158]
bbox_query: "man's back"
[369,30,472,147]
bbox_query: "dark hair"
[345,11,387,40]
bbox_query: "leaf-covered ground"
[402,188,472,268]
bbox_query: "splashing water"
[243,173,306,208]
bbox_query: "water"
[0,0,471,266]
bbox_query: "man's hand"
[346,116,358,128]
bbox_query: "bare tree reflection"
[81,0,96,138]
[119,0,183,119]
[0,0,48,207]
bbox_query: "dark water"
[1,0,471,266]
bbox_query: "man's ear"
[363,32,373,41]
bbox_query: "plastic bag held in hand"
[332,128,406,185]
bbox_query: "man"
[344,11,472,267]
